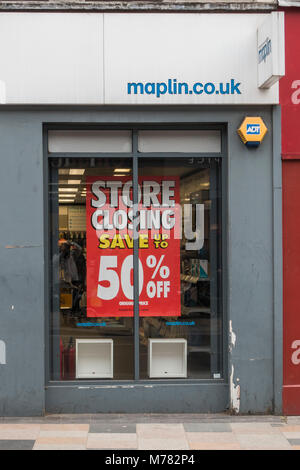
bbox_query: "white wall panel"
[138,130,221,153]
[48,130,132,152]
[0,13,103,104]
[0,12,281,105]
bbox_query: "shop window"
[49,158,134,380]
[49,131,223,382]
[138,157,222,379]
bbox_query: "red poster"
[86,176,181,317]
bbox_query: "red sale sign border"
[86,176,181,318]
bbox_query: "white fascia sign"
[257,12,285,89]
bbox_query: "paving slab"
[138,437,189,450]
[287,417,300,425]
[0,424,41,440]
[287,439,300,446]
[282,432,300,439]
[33,444,87,450]
[34,436,88,446]
[188,442,242,450]
[183,423,231,432]
[87,433,138,449]
[39,430,89,438]
[0,440,35,450]
[236,433,292,450]
[89,423,136,433]
[230,423,282,434]
[281,426,300,432]
[136,423,186,439]
[186,432,239,446]
[40,423,89,431]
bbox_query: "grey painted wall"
[228,112,274,414]
[0,112,45,416]
[0,106,281,415]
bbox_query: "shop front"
[0,12,284,415]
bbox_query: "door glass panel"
[138,158,222,379]
[49,157,134,380]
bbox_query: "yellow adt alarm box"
[237,117,268,148]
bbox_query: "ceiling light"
[59,188,78,192]
[59,199,74,203]
[58,169,69,175]
[69,169,85,175]
[68,180,81,185]
[114,168,131,173]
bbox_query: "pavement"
[0,414,300,450]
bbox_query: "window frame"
[44,123,227,387]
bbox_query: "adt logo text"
[246,124,260,135]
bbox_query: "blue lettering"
[204,82,215,94]
[258,38,272,63]
[178,82,189,94]
[219,82,230,95]
[145,82,155,95]
[156,82,168,98]
[193,82,203,95]
[167,79,174,95]
[230,79,241,94]
[126,80,242,97]
[127,82,144,95]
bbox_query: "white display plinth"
[148,338,187,378]
[76,339,113,379]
